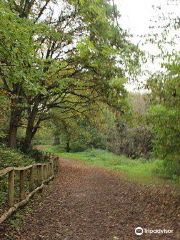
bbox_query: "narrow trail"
[1,158,180,240]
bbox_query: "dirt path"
[1,158,180,240]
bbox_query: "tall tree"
[0,1,46,148]
[1,0,140,149]
[22,0,140,150]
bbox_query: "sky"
[115,0,179,43]
[116,0,157,35]
[114,0,180,91]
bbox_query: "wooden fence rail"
[0,152,59,225]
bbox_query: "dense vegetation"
[0,0,179,183]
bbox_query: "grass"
[42,145,176,185]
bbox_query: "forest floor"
[0,157,180,240]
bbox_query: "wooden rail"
[0,152,59,225]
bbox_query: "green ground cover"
[43,146,178,185]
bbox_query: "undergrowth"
[44,146,180,185]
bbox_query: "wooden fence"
[0,152,59,225]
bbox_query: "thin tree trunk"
[66,138,70,153]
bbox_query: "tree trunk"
[8,116,18,149]
[23,104,38,152]
[23,123,33,151]
[53,135,60,146]
[8,99,21,149]
[66,138,70,153]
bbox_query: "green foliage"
[0,145,35,170]
[0,1,44,92]
[147,59,180,177]
[0,143,49,171]
[49,106,119,152]
[16,138,49,163]
[23,148,49,164]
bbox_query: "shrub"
[0,145,35,170]
[24,148,49,163]
[16,137,49,163]
[113,125,154,159]
[148,106,180,179]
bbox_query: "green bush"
[0,144,49,170]
[24,148,49,163]
[0,145,35,170]
[16,137,49,163]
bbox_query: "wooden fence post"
[50,161,54,176]
[38,165,43,186]
[48,163,51,178]
[53,159,55,173]
[43,165,46,180]
[57,157,59,172]
[20,170,26,200]
[46,164,48,178]
[44,164,47,180]
[8,170,14,207]
[29,166,34,192]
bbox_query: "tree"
[147,59,180,175]
[145,0,180,176]
[0,1,46,148]
[21,0,139,150]
[1,0,140,150]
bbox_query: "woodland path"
[0,158,180,240]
